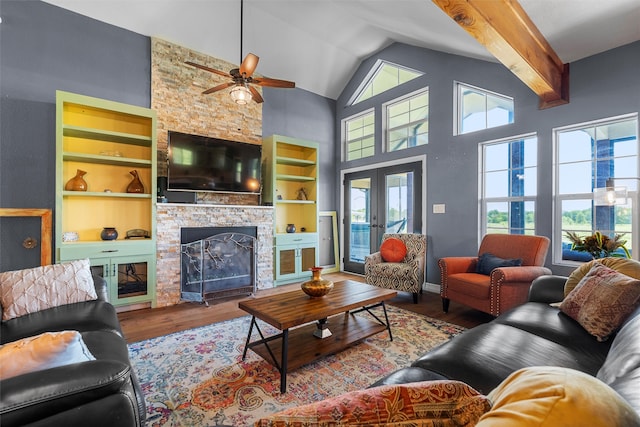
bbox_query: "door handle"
[370,223,377,228]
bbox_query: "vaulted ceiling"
[43,0,640,100]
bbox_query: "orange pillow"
[380,237,407,262]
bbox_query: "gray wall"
[336,41,640,282]
[0,0,335,271]
[262,87,337,212]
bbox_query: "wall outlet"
[433,204,446,214]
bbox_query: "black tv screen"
[167,131,261,194]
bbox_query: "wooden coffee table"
[239,280,397,393]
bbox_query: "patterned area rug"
[128,305,465,427]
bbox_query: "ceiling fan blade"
[239,53,259,77]
[185,61,230,78]
[253,77,295,89]
[248,85,264,103]
[202,82,235,95]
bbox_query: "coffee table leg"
[242,316,257,360]
[280,329,289,393]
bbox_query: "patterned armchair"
[365,233,427,303]
[439,234,551,316]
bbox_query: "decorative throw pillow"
[0,259,97,321]
[560,262,640,341]
[476,253,522,275]
[255,380,491,427]
[476,366,640,427]
[380,237,407,262]
[0,330,95,380]
[564,257,640,297]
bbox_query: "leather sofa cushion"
[412,322,608,394]
[494,302,612,360]
[1,300,122,344]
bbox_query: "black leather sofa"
[0,276,146,427]
[372,274,640,416]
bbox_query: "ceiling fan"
[185,0,295,104]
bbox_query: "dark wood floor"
[118,272,494,343]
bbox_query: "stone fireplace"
[156,203,274,307]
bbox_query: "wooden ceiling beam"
[432,0,569,109]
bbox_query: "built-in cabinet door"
[274,243,317,284]
[90,254,155,305]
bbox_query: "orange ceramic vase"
[127,170,144,193]
[65,169,88,191]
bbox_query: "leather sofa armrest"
[0,360,132,426]
[490,266,553,283]
[438,257,478,275]
[528,275,568,303]
[92,274,109,302]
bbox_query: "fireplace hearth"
[180,226,257,303]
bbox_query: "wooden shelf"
[62,191,151,198]
[249,314,388,372]
[63,124,152,146]
[63,152,152,167]
[276,199,315,204]
[276,156,316,166]
[276,174,316,182]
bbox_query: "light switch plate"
[433,204,446,214]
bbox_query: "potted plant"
[565,231,631,259]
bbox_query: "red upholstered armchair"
[439,234,551,316]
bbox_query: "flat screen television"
[167,131,262,194]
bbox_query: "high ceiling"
[43,0,640,100]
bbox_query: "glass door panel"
[343,162,422,274]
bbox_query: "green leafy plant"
[565,231,631,259]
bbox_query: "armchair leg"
[412,293,418,304]
[442,298,450,313]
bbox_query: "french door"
[343,161,422,274]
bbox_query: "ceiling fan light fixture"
[230,84,252,105]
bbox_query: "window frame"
[383,87,430,153]
[342,109,376,161]
[348,59,424,105]
[455,81,514,135]
[553,113,639,265]
[479,133,538,237]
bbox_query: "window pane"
[487,94,513,128]
[353,61,423,105]
[486,201,508,228]
[557,129,592,163]
[558,162,592,194]
[386,89,429,152]
[458,83,514,134]
[523,167,537,196]
[345,112,375,161]
[485,144,508,171]
[485,171,508,197]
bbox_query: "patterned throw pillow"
[476,366,640,427]
[0,259,97,321]
[560,262,640,342]
[255,380,491,427]
[0,330,95,380]
[380,237,407,262]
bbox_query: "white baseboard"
[422,282,440,294]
